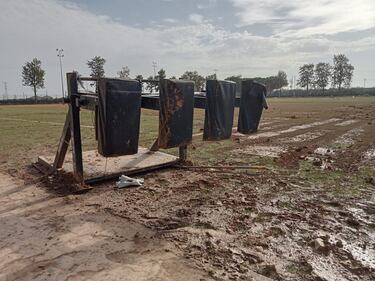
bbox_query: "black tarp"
[158,79,195,149]
[203,80,237,140]
[237,80,268,134]
[97,78,142,157]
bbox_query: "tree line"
[19,53,355,103]
[85,56,289,94]
[297,54,354,94]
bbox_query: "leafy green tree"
[332,54,354,90]
[276,71,288,89]
[154,68,166,91]
[22,58,45,103]
[297,64,315,94]
[314,63,331,94]
[87,56,106,78]
[118,66,130,79]
[180,71,205,91]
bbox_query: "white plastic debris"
[116,175,144,189]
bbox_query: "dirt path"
[0,173,210,281]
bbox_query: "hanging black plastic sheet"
[158,79,195,149]
[238,80,268,134]
[97,78,142,157]
[203,80,236,141]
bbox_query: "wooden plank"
[39,148,178,184]
[53,112,71,169]
[38,156,54,173]
[149,138,159,152]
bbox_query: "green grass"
[0,104,231,169]
[297,161,374,198]
[1,96,374,172]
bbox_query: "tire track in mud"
[231,118,373,163]
[246,118,341,140]
[192,118,291,137]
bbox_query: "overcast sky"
[1,0,375,97]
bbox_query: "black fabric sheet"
[158,79,195,149]
[97,78,142,157]
[203,80,236,141]
[237,80,268,134]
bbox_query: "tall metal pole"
[56,49,65,99]
[152,61,157,79]
[213,69,218,79]
[3,82,8,100]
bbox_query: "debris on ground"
[116,175,144,188]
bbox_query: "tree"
[206,73,217,81]
[156,68,166,80]
[332,54,354,90]
[180,71,205,91]
[118,66,130,79]
[276,71,288,90]
[154,68,166,91]
[135,74,143,81]
[314,63,331,94]
[145,75,156,93]
[297,64,314,93]
[22,58,45,103]
[87,56,106,78]
[225,75,242,94]
[274,71,288,96]
[135,74,143,91]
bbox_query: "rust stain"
[158,80,185,148]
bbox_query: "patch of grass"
[297,161,374,198]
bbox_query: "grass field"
[1,96,374,171]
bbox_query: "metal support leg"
[68,72,84,183]
[179,144,188,162]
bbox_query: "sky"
[1,0,375,98]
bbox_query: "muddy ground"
[1,97,375,280]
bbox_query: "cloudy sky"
[1,0,375,97]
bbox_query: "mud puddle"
[280,131,327,143]
[363,148,375,162]
[335,120,358,126]
[334,127,364,146]
[233,145,287,158]
[247,118,340,140]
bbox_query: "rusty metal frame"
[46,73,243,184]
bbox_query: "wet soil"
[82,100,375,280]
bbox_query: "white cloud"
[163,18,178,23]
[197,0,217,10]
[232,0,375,37]
[189,13,204,24]
[0,0,374,96]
